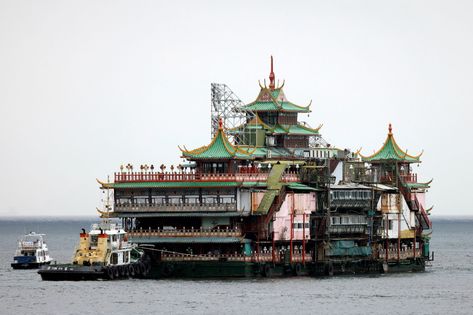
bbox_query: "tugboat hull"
[38,261,151,281]
[38,265,107,281]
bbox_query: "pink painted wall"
[272,192,315,241]
[414,192,426,209]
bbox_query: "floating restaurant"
[98,57,433,277]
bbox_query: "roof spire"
[388,123,392,135]
[269,55,275,90]
[218,117,223,130]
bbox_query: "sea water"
[0,217,472,315]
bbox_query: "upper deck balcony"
[114,170,300,184]
[380,173,418,184]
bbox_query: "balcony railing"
[330,199,371,209]
[128,228,242,238]
[114,171,299,183]
[399,173,417,183]
[380,173,417,184]
[115,202,237,212]
[160,252,313,263]
[328,224,368,234]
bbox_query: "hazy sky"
[1,0,472,217]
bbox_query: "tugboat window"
[111,253,118,265]
[90,235,98,247]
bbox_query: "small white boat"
[11,232,53,269]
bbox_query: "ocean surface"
[0,217,472,315]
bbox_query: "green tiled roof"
[286,182,319,191]
[241,182,267,188]
[243,101,310,113]
[405,182,431,189]
[111,181,240,189]
[360,126,422,163]
[287,124,320,135]
[268,124,320,135]
[181,126,254,160]
[270,89,281,98]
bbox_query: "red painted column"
[302,213,306,265]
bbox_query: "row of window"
[331,190,372,200]
[292,223,310,229]
[330,216,367,225]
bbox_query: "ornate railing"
[115,202,237,212]
[128,228,242,238]
[114,171,299,183]
[160,252,312,263]
[399,173,417,183]
[328,224,368,234]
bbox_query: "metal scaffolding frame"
[210,83,256,146]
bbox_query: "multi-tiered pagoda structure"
[98,57,433,278]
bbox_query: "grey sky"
[0,0,472,216]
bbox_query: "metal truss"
[210,83,256,145]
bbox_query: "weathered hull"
[309,258,425,276]
[38,264,108,281]
[11,261,51,270]
[383,258,426,273]
[144,258,424,279]
[146,260,310,278]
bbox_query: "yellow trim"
[180,126,255,158]
[359,129,422,161]
[245,85,311,112]
[400,229,415,239]
[96,207,111,217]
[96,178,112,189]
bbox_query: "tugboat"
[11,232,53,269]
[38,219,150,281]
[38,187,151,281]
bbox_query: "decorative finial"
[388,123,392,134]
[269,55,275,90]
[218,117,223,129]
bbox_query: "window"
[111,253,118,265]
[90,235,98,247]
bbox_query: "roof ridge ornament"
[388,123,392,135]
[218,117,223,130]
[269,55,275,90]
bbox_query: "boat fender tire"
[328,262,334,276]
[113,266,120,279]
[162,264,174,277]
[128,264,135,277]
[138,262,146,276]
[133,263,141,276]
[382,262,389,273]
[106,267,115,280]
[293,263,302,276]
[145,262,152,274]
[118,265,125,277]
[262,264,273,278]
[123,265,129,277]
